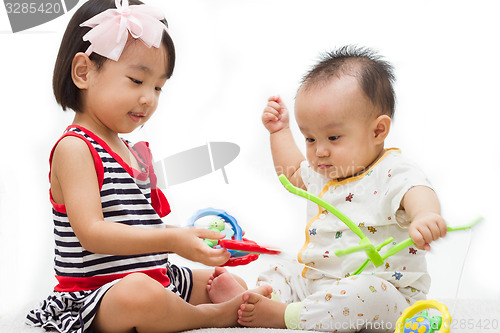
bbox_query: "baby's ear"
[373,115,391,144]
[71,52,93,89]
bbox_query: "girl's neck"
[72,112,141,170]
[72,112,121,145]
[71,112,129,159]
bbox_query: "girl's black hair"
[53,0,175,112]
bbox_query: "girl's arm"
[262,95,305,189]
[401,185,447,251]
[51,136,230,266]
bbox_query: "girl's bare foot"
[238,291,288,328]
[207,267,247,303]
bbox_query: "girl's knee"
[232,274,247,289]
[94,273,175,331]
[113,273,167,310]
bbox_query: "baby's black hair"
[300,45,395,118]
[53,0,175,112]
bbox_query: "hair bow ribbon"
[80,0,168,61]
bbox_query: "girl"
[26,1,270,332]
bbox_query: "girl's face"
[295,75,385,180]
[82,39,169,134]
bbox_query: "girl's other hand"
[262,95,290,134]
[171,227,231,266]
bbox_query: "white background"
[1,0,499,319]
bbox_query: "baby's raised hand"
[408,212,447,251]
[170,227,231,266]
[262,95,290,134]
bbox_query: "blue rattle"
[189,208,280,266]
[188,208,243,258]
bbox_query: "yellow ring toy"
[395,300,451,333]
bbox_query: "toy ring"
[189,208,280,266]
[395,300,451,333]
[188,208,243,242]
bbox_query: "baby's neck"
[336,147,386,182]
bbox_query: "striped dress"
[27,125,192,333]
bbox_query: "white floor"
[2,298,499,333]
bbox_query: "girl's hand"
[409,212,447,251]
[170,227,231,266]
[262,95,290,134]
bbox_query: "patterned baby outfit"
[26,126,192,333]
[258,149,433,332]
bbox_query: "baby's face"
[295,75,383,180]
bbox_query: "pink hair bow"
[80,0,168,61]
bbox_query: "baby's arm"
[262,95,305,189]
[51,136,230,266]
[401,186,447,251]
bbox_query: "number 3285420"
[5,2,62,14]
[451,318,499,330]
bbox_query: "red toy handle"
[219,239,281,255]
[218,238,281,267]
[222,254,259,267]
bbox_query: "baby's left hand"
[409,212,447,251]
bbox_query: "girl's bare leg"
[91,273,268,333]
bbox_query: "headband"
[80,0,168,61]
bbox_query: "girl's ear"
[71,52,93,89]
[373,114,391,144]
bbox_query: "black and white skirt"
[26,264,192,333]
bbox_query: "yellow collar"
[324,148,401,187]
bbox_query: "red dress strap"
[48,129,105,213]
[132,141,171,217]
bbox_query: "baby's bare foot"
[238,292,288,328]
[207,267,246,303]
[203,284,272,328]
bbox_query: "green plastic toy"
[278,174,481,275]
[204,218,226,247]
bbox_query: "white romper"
[258,149,433,332]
